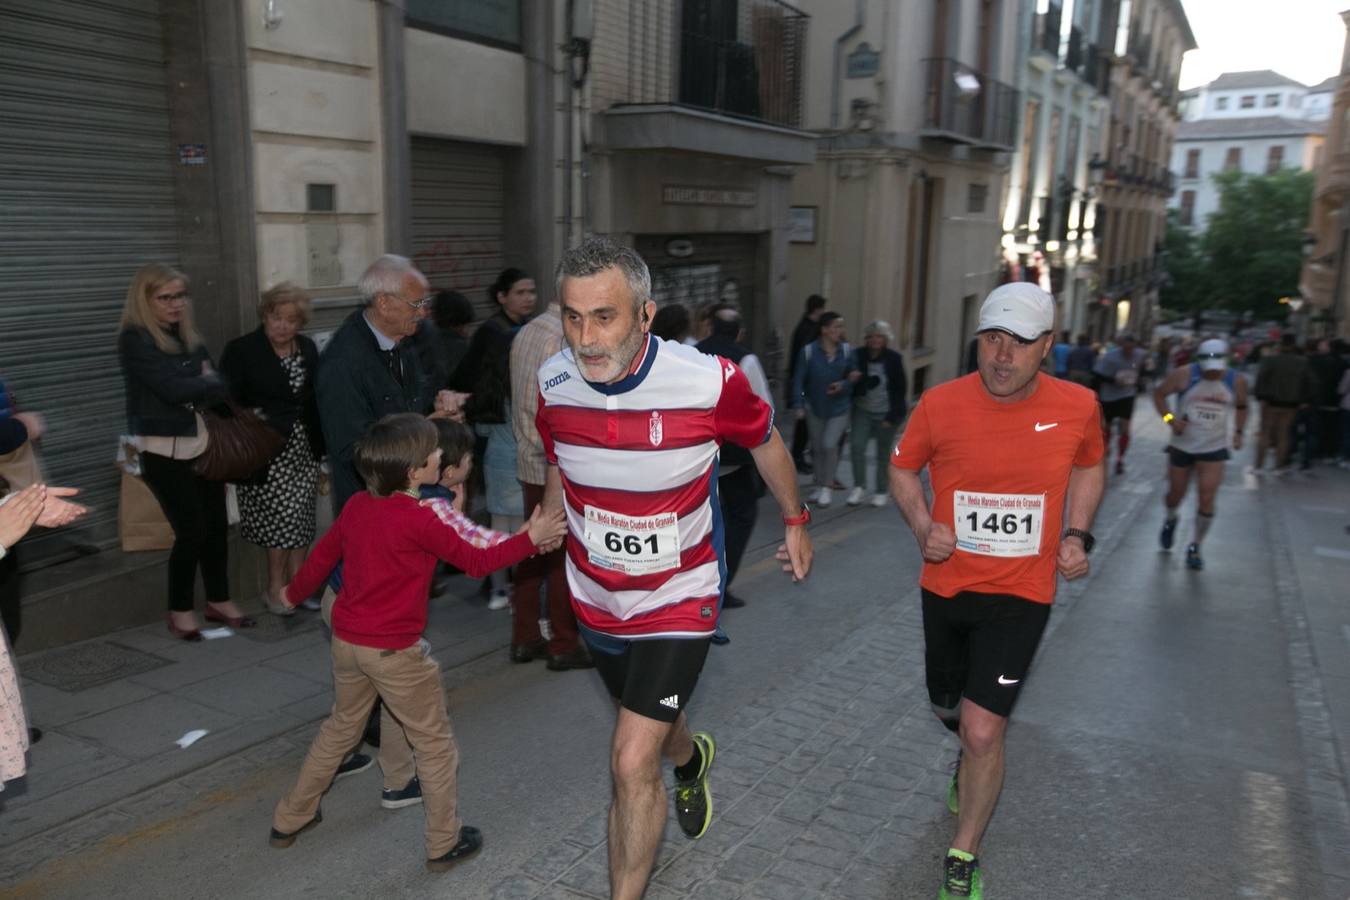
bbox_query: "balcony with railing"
[1032,5,1062,60]
[921,58,1019,150]
[1065,26,1085,73]
[601,0,813,164]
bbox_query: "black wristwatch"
[1063,528,1095,553]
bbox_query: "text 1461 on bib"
[953,490,1045,558]
[582,505,681,575]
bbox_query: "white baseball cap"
[977,283,1055,341]
[1196,338,1228,371]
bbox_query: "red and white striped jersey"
[536,334,774,639]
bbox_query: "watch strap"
[783,503,811,526]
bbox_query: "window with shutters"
[1224,147,1242,171]
[1184,148,1200,179]
[1266,145,1284,174]
[1179,191,1195,227]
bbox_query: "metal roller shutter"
[0,0,178,558]
[636,233,760,339]
[409,138,507,321]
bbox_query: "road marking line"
[1313,546,1350,562]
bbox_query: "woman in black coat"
[220,282,325,617]
[118,263,252,640]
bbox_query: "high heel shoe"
[167,614,204,642]
[204,602,257,629]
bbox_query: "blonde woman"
[221,283,325,616]
[118,263,254,640]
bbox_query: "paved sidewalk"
[1,571,513,848]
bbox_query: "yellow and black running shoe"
[674,731,716,839]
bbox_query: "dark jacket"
[787,314,821,380]
[851,347,907,423]
[317,309,430,513]
[219,326,324,459]
[697,333,755,468]
[0,375,28,454]
[449,309,527,423]
[1255,351,1316,407]
[118,326,227,437]
[1309,352,1347,408]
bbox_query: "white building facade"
[1170,70,1328,233]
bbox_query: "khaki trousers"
[273,635,462,858]
[321,587,419,791]
[1256,405,1297,470]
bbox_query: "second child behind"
[269,413,566,873]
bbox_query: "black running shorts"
[1100,396,1136,423]
[1167,446,1230,467]
[922,588,1052,718]
[580,630,711,723]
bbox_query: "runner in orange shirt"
[889,282,1106,900]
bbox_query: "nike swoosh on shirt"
[997,675,1020,685]
[1034,422,1059,432]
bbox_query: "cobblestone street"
[3,417,1350,899]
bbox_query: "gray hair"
[554,236,652,312]
[358,254,424,305]
[864,320,894,342]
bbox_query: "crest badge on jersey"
[649,410,664,447]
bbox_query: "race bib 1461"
[953,490,1045,558]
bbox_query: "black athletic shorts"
[580,628,711,723]
[1100,396,1136,422]
[1167,446,1230,467]
[922,588,1052,718]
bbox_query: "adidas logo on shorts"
[659,694,679,710]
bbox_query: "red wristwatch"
[783,503,811,527]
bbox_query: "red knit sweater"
[286,491,538,650]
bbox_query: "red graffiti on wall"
[413,237,503,293]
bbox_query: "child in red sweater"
[269,414,564,872]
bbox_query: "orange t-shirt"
[892,373,1104,604]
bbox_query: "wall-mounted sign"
[178,144,206,166]
[666,238,695,258]
[663,185,756,207]
[787,206,817,244]
[846,42,880,78]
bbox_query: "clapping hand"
[36,486,88,528]
[0,485,44,549]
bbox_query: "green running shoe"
[939,849,982,900]
[674,731,716,839]
[947,751,961,815]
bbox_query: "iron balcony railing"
[619,0,808,129]
[1065,26,1084,73]
[1032,6,1062,58]
[922,58,1019,149]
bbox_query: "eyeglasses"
[153,291,189,305]
[386,292,434,311]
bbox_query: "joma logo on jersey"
[649,410,663,446]
[544,371,571,391]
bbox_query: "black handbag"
[192,402,286,483]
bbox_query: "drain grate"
[22,641,174,693]
[235,612,324,644]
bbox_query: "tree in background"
[1164,168,1315,321]
[1159,208,1209,314]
